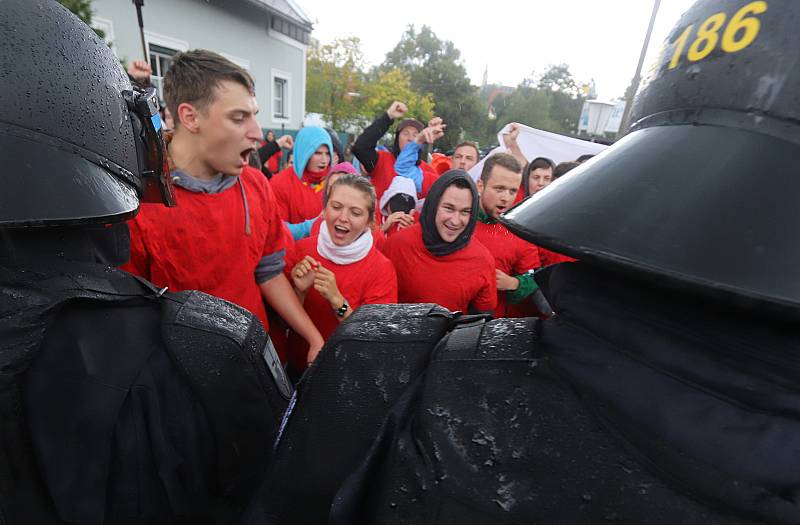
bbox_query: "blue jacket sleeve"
[394,141,423,193]
[285,217,316,241]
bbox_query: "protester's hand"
[381,211,415,232]
[277,135,294,150]
[496,269,520,291]
[387,101,408,120]
[502,123,521,148]
[313,265,343,305]
[306,338,324,366]
[291,256,318,292]
[127,60,152,84]
[416,124,446,145]
[428,117,444,128]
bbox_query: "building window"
[270,16,310,45]
[148,44,178,99]
[274,77,288,119]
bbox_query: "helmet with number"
[0,0,175,228]
[503,0,800,310]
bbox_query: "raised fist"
[277,134,294,150]
[387,101,408,120]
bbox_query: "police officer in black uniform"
[257,0,800,523]
[0,2,291,523]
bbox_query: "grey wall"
[92,0,306,130]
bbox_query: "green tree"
[535,64,585,133]
[57,0,104,38]
[359,69,435,126]
[495,86,555,132]
[306,37,367,130]
[382,25,482,151]
[487,64,587,137]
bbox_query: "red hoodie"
[285,235,397,370]
[474,220,541,317]
[124,166,285,330]
[270,166,325,223]
[382,223,497,313]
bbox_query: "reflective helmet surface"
[0,0,170,227]
[502,0,800,310]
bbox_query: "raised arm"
[352,101,407,173]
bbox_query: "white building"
[92,0,312,132]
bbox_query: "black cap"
[502,0,800,310]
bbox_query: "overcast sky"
[298,0,697,100]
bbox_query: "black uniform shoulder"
[162,289,260,345]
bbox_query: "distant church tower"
[482,65,488,89]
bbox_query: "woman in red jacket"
[287,174,398,369]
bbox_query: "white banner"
[468,123,608,181]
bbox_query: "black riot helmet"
[503,0,800,311]
[0,0,175,229]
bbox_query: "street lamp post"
[617,0,661,139]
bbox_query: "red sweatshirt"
[474,220,541,318]
[124,166,285,330]
[285,235,398,370]
[370,150,440,202]
[382,223,497,313]
[270,166,325,223]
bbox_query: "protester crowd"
[118,49,595,376]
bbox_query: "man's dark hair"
[576,154,595,163]
[164,49,255,126]
[527,157,556,174]
[553,161,580,180]
[449,178,474,191]
[480,152,522,183]
[453,141,480,160]
[387,193,416,214]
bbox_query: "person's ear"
[177,102,201,133]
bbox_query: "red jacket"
[124,166,285,330]
[474,220,541,318]
[285,235,397,370]
[382,223,497,313]
[270,166,325,223]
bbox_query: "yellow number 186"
[668,1,767,70]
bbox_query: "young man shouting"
[124,49,324,360]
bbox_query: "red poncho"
[382,223,496,313]
[124,166,285,330]
[270,166,326,223]
[285,235,397,370]
[474,220,541,318]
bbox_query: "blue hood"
[293,126,333,181]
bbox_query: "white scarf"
[317,221,374,265]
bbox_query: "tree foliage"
[359,69,434,126]
[482,64,587,140]
[306,37,435,131]
[306,37,365,130]
[382,25,481,151]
